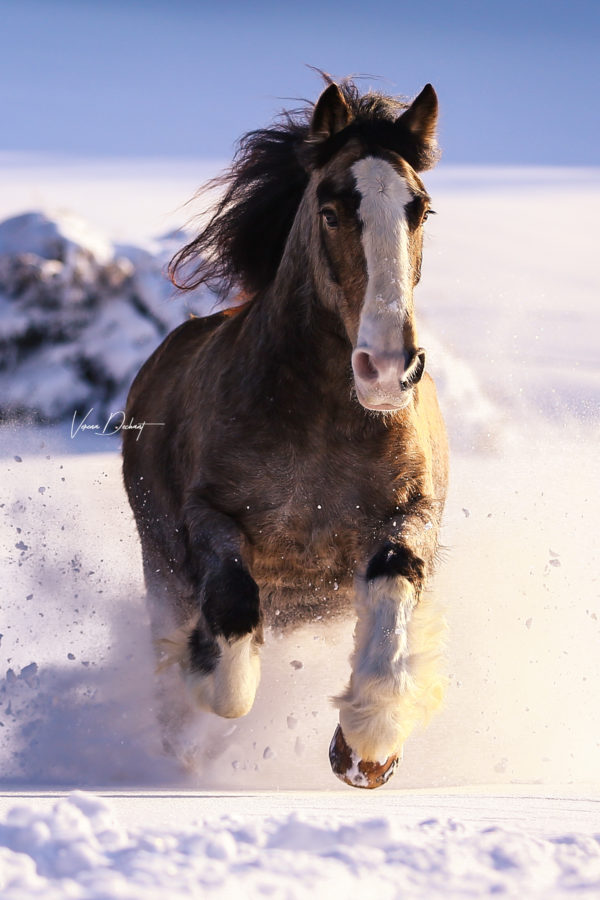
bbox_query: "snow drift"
[1,791,599,899]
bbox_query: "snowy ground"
[1,789,599,898]
[1,159,599,896]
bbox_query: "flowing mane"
[169,78,424,299]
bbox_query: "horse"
[122,77,449,789]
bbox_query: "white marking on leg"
[157,624,261,719]
[351,156,413,352]
[207,634,261,718]
[335,575,446,762]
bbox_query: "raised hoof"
[328,725,398,789]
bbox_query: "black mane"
[170,78,411,298]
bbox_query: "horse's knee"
[202,560,261,638]
[366,542,426,593]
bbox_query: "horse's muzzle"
[352,347,426,411]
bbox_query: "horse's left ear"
[309,83,351,142]
[396,84,439,171]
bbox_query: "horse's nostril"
[353,350,379,382]
[400,348,426,389]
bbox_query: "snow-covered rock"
[0,210,114,267]
[0,211,213,423]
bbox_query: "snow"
[0,155,220,247]
[0,791,599,898]
[1,159,599,896]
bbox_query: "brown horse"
[122,78,449,789]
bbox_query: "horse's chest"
[236,442,392,575]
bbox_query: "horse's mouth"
[355,387,414,413]
[352,346,424,414]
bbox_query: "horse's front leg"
[331,503,446,788]
[157,493,262,719]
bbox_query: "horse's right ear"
[309,83,351,142]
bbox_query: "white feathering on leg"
[156,621,261,719]
[334,576,446,762]
[155,618,198,672]
[208,633,261,718]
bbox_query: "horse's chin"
[355,388,413,413]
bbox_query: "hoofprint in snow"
[1,164,599,895]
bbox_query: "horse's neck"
[265,210,340,344]
[243,270,352,407]
[240,204,365,415]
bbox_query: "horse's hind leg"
[158,494,263,720]
[331,500,446,788]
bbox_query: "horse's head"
[169,78,439,415]
[303,82,439,412]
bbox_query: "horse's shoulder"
[126,313,229,413]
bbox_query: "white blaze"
[351,156,413,352]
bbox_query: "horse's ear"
[396,84,439,171]
[309,83,351,142]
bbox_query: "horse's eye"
[422,209,436,223]
[320,207,338,228]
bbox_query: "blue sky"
[1,0,598,164]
